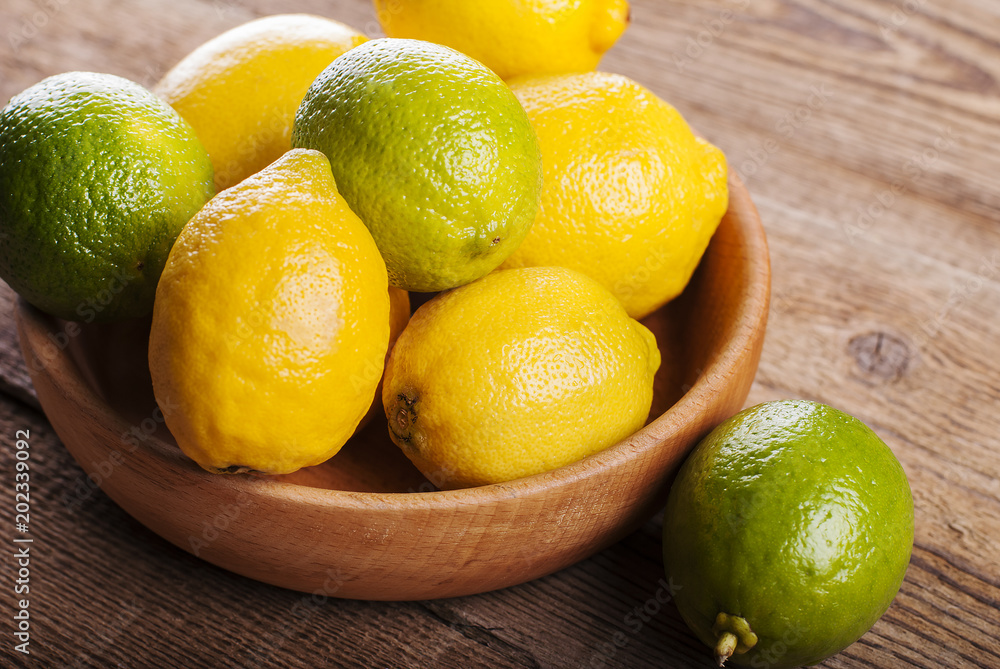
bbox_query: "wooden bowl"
[16,175,769,601]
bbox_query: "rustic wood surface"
[1,0,998,667]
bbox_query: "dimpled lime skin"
[0,71,214,322]
[292,38,542,292]
[663,400,914,668]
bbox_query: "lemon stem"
[712,612,758,666]
[388,391,419,452]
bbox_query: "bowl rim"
[16,173,769,511]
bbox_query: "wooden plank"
[0,284,37,408]
[1,387,996,667]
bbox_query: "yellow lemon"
[373,0,630,80]
[149,149,390,475]
[502,72,729,319]
[155,14,366,191]
[382,266,660,489]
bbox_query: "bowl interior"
[15,174,768,599]
[29,174,767,498]
[56,279,693,495]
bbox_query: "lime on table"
[292,38,542,293]
[663,400,914,667]
[0,71,214,322]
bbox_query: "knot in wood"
[848,331,911,381]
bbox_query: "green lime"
[292,38,542,292]
[662,400,914,668]
[0,71,214,322]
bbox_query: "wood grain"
[2,0,999,667]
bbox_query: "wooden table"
[1,0,998,667]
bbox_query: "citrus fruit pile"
[0,5,715,482]
[0,2,914,665]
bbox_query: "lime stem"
[715,631,738,666]
[712,612,759,666]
